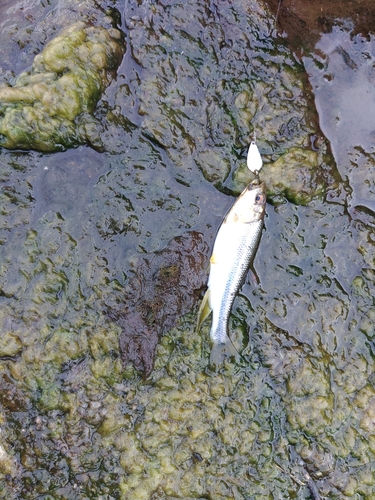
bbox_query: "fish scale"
[210,219,264,344]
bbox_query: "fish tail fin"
[209,336,241,370]
[196,289,212,332]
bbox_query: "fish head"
[225,179,266,225]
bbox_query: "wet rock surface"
[108,232,210,377]
[120,0,339,203]
[0,0,375,498]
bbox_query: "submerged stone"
[107,232,210,377]
[0,332,22,357]
[231,145,341,205]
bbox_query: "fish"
[197,178,266,365]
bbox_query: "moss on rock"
[0,22,124,152]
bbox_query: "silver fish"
[197,178,266,363]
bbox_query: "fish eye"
[255,193,265,204]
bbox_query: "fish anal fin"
[245,267,259,287]
[197,289,212,332]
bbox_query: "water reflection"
[305,24,375,218]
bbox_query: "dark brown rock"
[265,0,375,49]
[108,232,210,377]
[0,374,28,412]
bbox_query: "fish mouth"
[248,178,266,190]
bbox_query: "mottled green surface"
[0,0,375,499]
[0,19,124,152]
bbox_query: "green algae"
[2,196,375,498]
[231,146,339,205]
[0,21,124,152]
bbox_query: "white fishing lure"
[247,141,263,174]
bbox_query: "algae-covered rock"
[231,145,341,205]
[261,148,327,205]
[122,0,340,205]
[0,332,22,357]
[1,0,375,498]
[262,148,339,205]
[0,21,124,152]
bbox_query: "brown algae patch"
[108,232,210,377]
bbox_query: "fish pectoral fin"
[209,254,218,264]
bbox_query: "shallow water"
[0,0,375,499]
[305,23,375,217]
